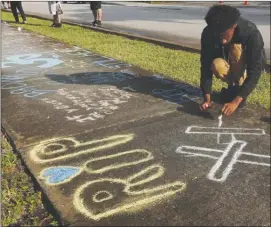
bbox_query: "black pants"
[220,85,246,108]
[11,1,26,22]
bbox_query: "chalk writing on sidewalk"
[1,73,55,98]
[152,88,199,104]
[29,134,186,221]
[69,71,136,84]
[2,53,63,69]
[1,53,63,98]
[51,45,131,69]
[176,125,270,182]
[152,74,202,104]
[41,87,135,123]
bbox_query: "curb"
[2,9,270,72]
[10,10,202,54]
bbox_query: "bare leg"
[97,8,102,21]
[57,14,61,24]
[1,2,6,9]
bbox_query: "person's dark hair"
[205,5,241,33]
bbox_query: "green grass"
[1,11,270,108]
[1,134,59,226]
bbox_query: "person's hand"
[200,101,212,111]
[221,101,239,116]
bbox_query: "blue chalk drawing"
[42,166,81,184]
[2,53,63,68]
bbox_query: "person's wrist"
[232,96,243,105]
[204,94,211,103]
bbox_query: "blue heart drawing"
[42,166,81,184]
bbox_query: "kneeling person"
[200,5,266,116]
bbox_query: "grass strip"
[2,11,270,108]
[1,133,59,226]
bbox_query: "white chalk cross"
[176,126,270,182]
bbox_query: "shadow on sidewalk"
[260,116,271,124]
[45,71,220,120]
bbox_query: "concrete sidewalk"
[1,23,270,226]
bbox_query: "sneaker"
[23,20,27,24]
[53,23,62,28]
[96,20,102,27]
[92,20,97,26]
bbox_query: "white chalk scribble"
[176,123,270,182]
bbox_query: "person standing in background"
[90,1,102,27]
[48,1,63,28]
[1,1,11,9]
[1,1,6,9]
[10,1,27,24]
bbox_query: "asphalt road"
[20,1,270,59]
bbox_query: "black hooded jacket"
[200,17,266,99]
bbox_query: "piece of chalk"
[218,114,223,120]
[18,27,21,31]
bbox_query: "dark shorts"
[90,1,101,10]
